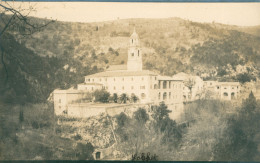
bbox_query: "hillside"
[0,32,99,103]
[1,16,260,103]
[15,17,260,76]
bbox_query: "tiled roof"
[78,83,103,85]
[53,89,88,94]
[158,75,183,81]
[106,64,127,71]
[218,82,240,86]
[85,70,158,78]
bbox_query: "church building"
[54,29,184,118]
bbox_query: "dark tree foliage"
[151,102,182,147]
[116,112,129,128]
[130,94,139,103]
[213,92,260,161]
[115,112,130,142]
[75,142,94,160]
[112,93,118,103]
[93,89,110,103]
[236,73,256,84]
[119,93,129,104]
[133,108,149,125]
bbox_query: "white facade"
[204,81,240,100]
[53,30,184,119]
[172,72,204,101]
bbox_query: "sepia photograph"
[0,1,260,161]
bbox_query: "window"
[114,87,116,90]
[114,78,115,81]
[154,84,158,89]
[132,39,133,44]
[223,92,228,96]
[105,78,107,81]
[224,87,227,89]
[132,53,134,57]
[232,87,234,89]
[138,50,139,56]
[169,82,171,89]
[155,77,157,80]
[140,86,145,89]
[141,93,146,99]
[92,87,94,91]
[59,99,61,103]
[173,84,175,89]
[92,79,94,82]
[122,86,124,90]
[217,86,220,89]
[169,92,171,99]
[88,79,90,82]
[122,78,124,81]
[163,92,167,100]
[99,78,102,81]
[158,93,161,100]
[163,81,167,89]
[142,77,144,80]
[131,77,134,81]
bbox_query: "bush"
[93,89,110,103]
[130,94,139,103]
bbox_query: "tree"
[0,2,53,84]
[184,78,196,100]
[119,93,129,104]
[151,102,171,130]
[213,92,260,161]
[130,94,139,103]
[236,73,255,84]
[75,142,94,160]
[93,89,110,103]
[133,108,149,126]
[112,93,118,103]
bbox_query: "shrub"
[93,89,110,103]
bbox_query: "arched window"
[163,92,167,100]
[223,92,228,96]
[154,84,158,89]
[231,92,235,100]
[163,81,167,89]
[141,93,146,99]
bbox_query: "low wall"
[67,103,145,118]
[67,103,184,121]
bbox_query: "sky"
[3,2,260,26]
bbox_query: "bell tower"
[127,28,143,71]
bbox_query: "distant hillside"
[1,16,260,103]
[13,17,260,76]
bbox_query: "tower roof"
[130,28,139,39]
